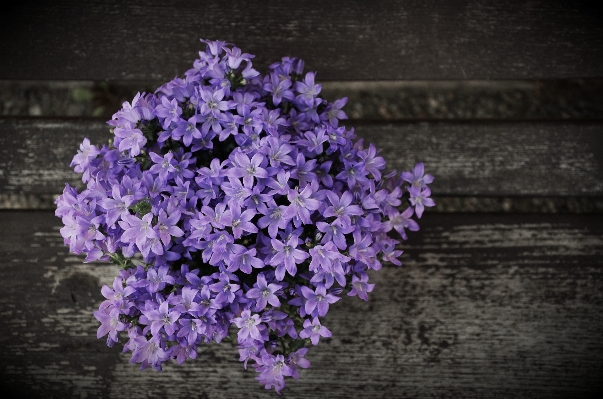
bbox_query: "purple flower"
[290,153,317,186]
[336,159,368,188]
[155,209,184,246]
[171,340,198,364]
[359,143,386,180]
[287,348,311,379]
[227,152,269,186]
[314,161,333,188]
[114,125,147,156]
[347,273,375,301]
[309,242,349,274]
[324,97,348,127]
[234,107,263,136]
[94,308,126,342]
[199,87,229,117]
[99,186,134,226]
[384,207,419,240]
[299,128,328,155]
[149,151,177,180]
[71,137,99,171]
[295,72,321,106]
[77,215,105,245]
[402,162,434,189]
[172,115,204,146]
[227,246,263,274]
[323,191,363,229]
[200,203,227,230]
[381,240,403,266]
[173,287,200,315]
[177,318,204,345]
[301,284,340,317]
[299,317,332,345]
[155,97,182,128]
[310,259,347,288]
[239,343,261,369]
[146,265,175,293]
[246,273,282,311]
[257,205,289,238]
[349,231,378,268]
[265,170,291,196]
[197,158,227,183]
[130,335,169,369]
[142,172,168,200]
[224,46,253,69]
[221,178,252,207]
[316,220,354,250]
[243,186,275,214]
[100,277,135,311]
[262,108,288,135]
[409,186,435,218]
[57,39,435,393]
[255,353,293,393]
[120,213,158,254]
[264,72,294,105]
[141,300,181,336]
[233,310,263,342]
[264,137,294,167]
[222,204,257,239]
[229,91,256,115]
[283,185,320,225]
[210,273,240,304]
[269,235,309,280]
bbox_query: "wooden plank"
[0,211,602,398]
[0,119,108,196]
[1,1,602,81]
[1,119,602,197]
[360,121,603,196]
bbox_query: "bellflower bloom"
[324,97,348,127]
[227,152,269,186]
[56,39,434,393]
[114,125,147,156]
[95,308,126,342]
[142,300,181,336]
[299,317,332,345]
[408,186,436,218]
[270,235,309,280]
[146,265,175,293]
[246,273,282,311]
[402,162,434,189]
[347,273,375,301]
[295,72,321,107]
[234,309,263,342]
[155,97,182,128]
[301,284,340,317]
[256,353,293,393]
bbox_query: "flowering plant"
[55,39,434,393]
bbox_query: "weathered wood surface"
[1,119,602,197]
[1,1,602,81]
[0,211,602,398]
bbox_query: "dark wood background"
[1,0,603,81]
[0,1,602,398]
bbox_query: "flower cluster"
[55,39,434,393]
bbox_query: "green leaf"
[288,339,306,352]
[108,251,136,270]
[129,199,152,217]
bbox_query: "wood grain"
[0,211,602,398]
[1,119,601,197]
[1,1,602,81]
